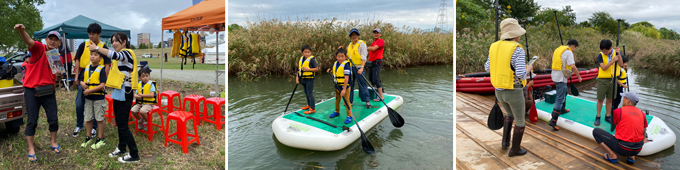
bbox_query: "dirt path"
[150,69,225,85]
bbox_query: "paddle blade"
[529,104,538,122]
[570,83,579,96]
[359,130,376,154]
[387,107,405,128]
[488,103,504,130]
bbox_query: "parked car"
[3,51,27,72]
[142,53,152,58]
[0,81,24,135]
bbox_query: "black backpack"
[487,97,504,130]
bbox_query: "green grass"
[137,57,225,71]
[0,79,225,169]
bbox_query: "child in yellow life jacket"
[132,67,156,131]
[297,45,319,114]
[611,57,629,116]
[327,48,354,124]
[79,50,108,149]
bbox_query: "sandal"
[627,157,635,164]
[365,102,371,108]
[28,153,37,162]
[50,144,61,154]
[603,153,618,163]
[373,98,383,102]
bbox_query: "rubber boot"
[548,109,560,130]
[508,126,527,157]
[502,116,514,149]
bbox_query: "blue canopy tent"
[33,15,130,39]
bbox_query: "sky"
[36,0,222,47]
[228,0,454,31]
[535,0,680,31]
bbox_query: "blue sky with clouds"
[228,0,454,30]
[36,0,222,46]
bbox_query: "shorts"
[84,99,107,122]
[596,78,615,100]
[131,103,154,114]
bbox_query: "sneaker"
[91,129,97,137]
[91,138,105,149]
[605,115,613,124]
[143,123,148,131]
[304,109,316,114]
[118,154,140,163]
[344,116,353,124]
[330,111,340,118]
[301,105,310,110]
[72,127,82,137]
[594,116,601,126]
[365,102,371,108]
[81,136,93,148]
[137,119,143,129]
[108,147,127,158]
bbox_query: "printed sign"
[290,123,309,132]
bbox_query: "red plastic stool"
[134,106,165,141]
[104,95,114,123]
[165,111,201,154]
[203,97,225,131]
[159,91,182,113]
[109,98,137,126]
[183,94,205,125]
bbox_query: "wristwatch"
[96,46,100,51]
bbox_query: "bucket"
[0,79,13,88]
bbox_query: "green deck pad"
[283,90,397,134]
[535,95,653,135]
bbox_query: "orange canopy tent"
[159,0,225,95]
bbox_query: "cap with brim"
[373,28,381,33]
[620,91,639,104]
[47,31,63,41]
[500,18,525,40]
[349,28,360,37]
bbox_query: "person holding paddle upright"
[595,39,624,126]
[484,18,533,157]
[548,39,582,130]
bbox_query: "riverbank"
[0,79,224,169]
[456,23,680,75]
[228,18,453,81]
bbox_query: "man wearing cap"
[592,91,648,164]
[343,28,370,108]
[548,39,582,130]
[72,23,111,137]
[485,18,533,157]
[367,28,385,101]
[14,24,62,162]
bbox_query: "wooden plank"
[456,128,512,170]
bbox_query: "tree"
[532,6,576,27]
[499,0,541,21]
[131,44,136,49]
[138,43,147,49]
[228,24,242,32]
[629,25,661,39]
[631,21,654,29]
[456,0,492,31]
[588,11,626,35]
[0,0,46,52]
[157,41,162,48]
[578,20,592,28]
[659,27,679,40]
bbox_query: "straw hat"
[500,18,525,40]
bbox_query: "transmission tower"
[435,0,448,32]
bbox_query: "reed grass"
[228,18,453,81]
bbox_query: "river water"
[568,66,679,169]
[228,65,454,169]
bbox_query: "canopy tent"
[34,15,130,39]
[160,0,225,96]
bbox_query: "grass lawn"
[0,80,225,169]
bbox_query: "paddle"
[345,58,404,128]
[488,2,504,130]
[522,20,539,123]
[611,19,622,131]
[328,71,375,154]
[623,44,629,92]
[283,73,301,116]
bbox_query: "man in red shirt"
[592,91,648,164]
[14,24,61,162]
[367,28,384,101]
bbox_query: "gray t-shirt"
[551,49,576,83]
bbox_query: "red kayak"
[456,68,599,94]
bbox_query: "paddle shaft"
[328,72,375,154]
[495,0,500,41]
[553,10,564,45]
[623,44,628,92]
[346,59,395,113]
[283,73,302,116]
[523,20,538,122]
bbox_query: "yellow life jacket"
[597,51,622,78]
[83,65,106,96]
[136,80,156,104]
[80,40,107,68]
[106,48,138,90]
[347,40,366,66]
[332,60,351,86]
[180,31,189,57]
[618,69,627,84]
[489,41,526,89]
[191,33,200,54]
[171,31,181,57]
[551,46,571,70]
[298,56,315,79]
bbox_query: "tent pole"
[61,28,70,92]
[215,26,219,95]
[160,30,164,93]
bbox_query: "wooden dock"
[456,92,661,170]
